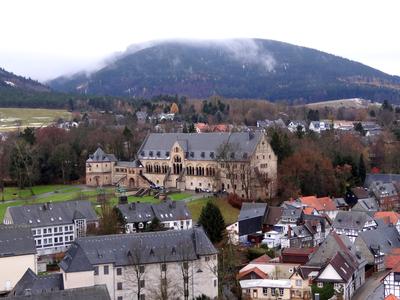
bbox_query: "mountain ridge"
[46,38,400,103]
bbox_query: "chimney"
[287,226,292,238]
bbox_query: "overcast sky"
[1,0,399,81]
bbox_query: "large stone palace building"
[86,132,277,199]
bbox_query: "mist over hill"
[46,38,400,103]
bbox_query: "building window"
[117,282,123,290]
[205,256,210,262]
[117,268,122,276]
[317,282,323,288]
[54,227,58,233]
[279,288,284,296]
[104,265,109,275]
[139,265,145,273]
[296,279,302,287]
[43,229,47,234]
[214,279,217,287]
[140,280,145,288]
[94,266,99,276]
[263,288,268,295]
[117,297,123,300]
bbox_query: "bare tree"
[123,243,146,300]
[177,242,193,300]
[215,142,241,195]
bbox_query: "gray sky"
[1,0,399,81]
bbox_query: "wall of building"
[62,270,95,290]
[0,254,36,292]
[86,161,115,186]
[242,286,291,299]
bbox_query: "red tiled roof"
[299,196,336,211]
[237,267,268,280]
[250,254,272,264]
[303,207,315,215]
[385,248,400,269]
[385,294,399,300]
[282,247,315,256]
[375,212,400,225]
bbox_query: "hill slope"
[49,39,400,102]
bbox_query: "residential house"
[85,148,118,186]
[262,206,284,232]
[383,263,400,298]
[296,196,337,220]
[262,230,281,249]
[3,201,98,256]
[352,197,379,215]
[354,224,400,272]
[256,119,286,130]
[116,200,192,233]
[307,232,366,300]
[59,228,218,300]
[365,173,400,187]
[238,203,268,242]
[289,267,313,300]
[345,187,370,207]
[332,211,378,242]
[287,121,306,133]
[362,121,382,136]
[281,220,323,249]
[375,212,400,233]
[135,111,148,124]
[313,252,360,300]
[0,225,37,295]
[308,121,330,133]
[240,279,291,299]
[237,255,271,280]
[370,181,400,210]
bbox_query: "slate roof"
[7,285,110,300]
[333,211,376,230]
[357,225,400,255]
[281,207,303,220]
[60,227,216,272]
[352,197,379,214]
[137,132,264,161]
[0,225,36,257]
[238,203,268,222]
[117,200,192,223]
[115,160,142,168]
[7,201,98,227]
[86,147,117,163]
[307,231,364,267]
[365,173,400,187]
[370,181,398,198]
[263,206,283,225]
[12,268,63,296]
[321,251,356,282]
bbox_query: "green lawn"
[0,185,193,220]
[187,197,240,225]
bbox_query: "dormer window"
[243,152,248,159]
[156,151,161,157]
[166,151,170,157]
[201,152,205,158]
[190,152,194,157]
[230,153,235,159]
[141,151,145,156]
[210,152,214,158]
[149,151,153,157]
[175,147,179,153]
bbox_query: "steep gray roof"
[352,197,379,214]
[117,200,191,223]
[370,181,398,198]
[333,211,376,230]
[87,147,117,163]
[0,225,36,257]
[7,285,110,300]
[137,132,263,161]
[307,232,365,268]
[12,268,63,296]
[357,225,400,255]
[281,207,303,220]
[238,203,268,221]
[60,227,217,273]
[7,201,98,227]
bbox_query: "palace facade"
[86,132,277,200]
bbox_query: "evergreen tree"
[359,154,366,184]
[198,202,225,243]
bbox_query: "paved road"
[352,271,387,300]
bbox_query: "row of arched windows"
[145,162,216,177]
[146,164,170,174]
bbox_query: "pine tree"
[198,202,225,243]
[359,154,366,184]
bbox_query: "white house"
[240,279,291,299]
[3,201,98,255]
[0,225,37,294]
[287,121,306,133]
[262,230,281,249]
[309,121,330,133]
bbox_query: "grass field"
[187,197,240,225]
[0,108,71,132]
[0,185,194,220]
